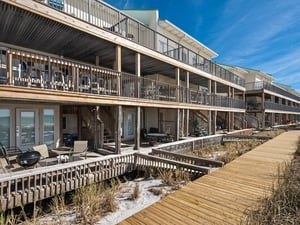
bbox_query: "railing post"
[88,0,91,23]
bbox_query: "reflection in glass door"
[16,109,39,151]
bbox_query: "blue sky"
[104,0,300,93]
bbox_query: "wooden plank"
[120,131,300,225]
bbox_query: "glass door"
[16,109,39,151]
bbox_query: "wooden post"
[262,92,265,128]
[115,105,122,154]
[8,52,12,84]
[134,52,141,150]
[175,67,180,102]
[212,111,216,135]
[115,45,121,96]
[176,108,180,141]
[208,110,212,135]
[186,109,189,137]
[186,71,190,103]
[135,52,140,98]
[134,106,140,150]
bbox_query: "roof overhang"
[158,20,218,60]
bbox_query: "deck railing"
[154,135,224,154]
[0,153,135,212]
[0,47,244,109]
[265,101,300,113]
[245,81,300,101]
[0,150,217,212]
[34,0,245,87]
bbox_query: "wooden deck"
[118,130,300,225]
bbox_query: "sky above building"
[104,0,300,93]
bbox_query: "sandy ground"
[96,178,172,225]
[38,178,175,225]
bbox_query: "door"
[16,109,39,151]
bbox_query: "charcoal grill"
[16,151,41,167]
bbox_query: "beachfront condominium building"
[1,0,249,153]
[219,63,300,128]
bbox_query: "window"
[43,109,55,145]
[49,0,64,10]
[0,109,10,147]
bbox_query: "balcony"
[245,81,300,101]
[33,0,245,87]
[265,102,300,113]
[0,47,244,110]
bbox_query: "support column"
[134,52,141,150]
[134,106,141,150]
[208,79,212,105]
[186,109,189,136]
[186,71,190,103]
[176,108,180,141]
[115,45,122,96]
[8,52,12,84]
[212,111,216,135]
[182,109,186,137]
[208,79,212,134]
[227,112,231,132]
[208,111,212,135]
[115,105,122,154]
[175,68,180,102]
[262,92,265,129]
[135,52,141,98]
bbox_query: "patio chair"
[33,144,51,166]
[0,144,10,173]
[71,140,88,160]
[0,143,14,169]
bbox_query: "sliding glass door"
[16,109,39,151]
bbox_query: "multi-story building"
[0,0,250,154]
[219,63,300,128]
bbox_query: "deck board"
[118,131,300,225]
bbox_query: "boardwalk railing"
[0,154,135,212]
[134,153,212,175]
[151,149,224,168]
[154,135,224,153]
[0,150,219,212]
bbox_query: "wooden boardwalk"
[118,131,300,225]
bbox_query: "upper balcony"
[0,46,245,110]
[245,81,300,102]
[32,0,245,87]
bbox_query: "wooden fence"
[0,150,222,212]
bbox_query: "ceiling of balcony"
[0,1,235,92]
[0,1,180,78]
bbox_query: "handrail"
[134,153,211,174]
[151,149,224,167]
[265,101,300,112]
[0,150,215,212]
[33,0,245,87]
[0,46,245,109]
[245,81,300,101]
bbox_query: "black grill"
[16,151,41,167]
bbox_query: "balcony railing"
[34,0,245,87]
[0,47,244,110]
[265,102,300,113]
[245,81,300,101]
